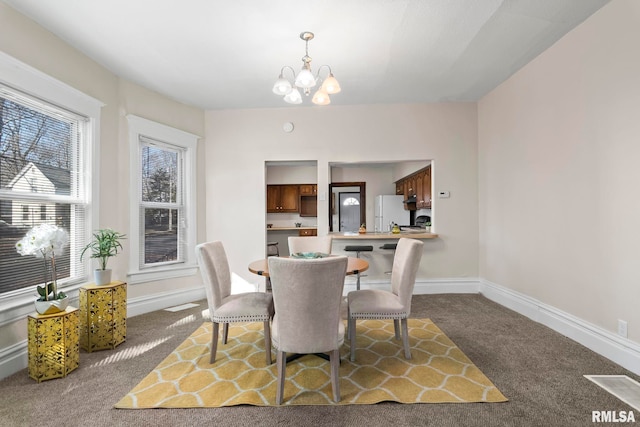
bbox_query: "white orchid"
[16,223,69,258]
[16,224,69,301]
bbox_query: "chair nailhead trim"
[350,313,409,319]
[212,314,271,322]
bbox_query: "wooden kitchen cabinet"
[405,176,416,197]
[267,185,299,213]
[395,165,431,210]
[299,184,318,217]
[298,228,317,236]
[299,184,317,196]
[416,167,431,209]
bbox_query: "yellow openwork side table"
[79,281,127,352]
[27,306,79,382]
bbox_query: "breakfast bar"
[328,231,438,240]
[329,231,438,286]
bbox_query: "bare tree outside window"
[140,143,181,265]
[0,93,83,294]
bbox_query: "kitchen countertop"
[329,231,438,239]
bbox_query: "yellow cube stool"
[79,281,127,352]
[28,307,79,382]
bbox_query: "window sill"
[127,263,199,285]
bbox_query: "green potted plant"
[81,228,126,285]
[15,223,70,314]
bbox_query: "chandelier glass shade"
[272,32,340,105]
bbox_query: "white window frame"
[127,115,198,284]
[0,52,102,322]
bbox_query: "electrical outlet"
[617,319,628,338]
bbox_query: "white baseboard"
[343,277,480,294]
[126,286,206,317]
[480,279,640,376]
[0,340,28,381]
[0,286,206,381]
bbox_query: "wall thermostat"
[283,122,294,133]
[438,191,450,198]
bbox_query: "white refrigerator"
[375,195,409,232]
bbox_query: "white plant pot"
[34,296,69,315]
[94,269,112,286]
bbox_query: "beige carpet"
[115,318,507,408]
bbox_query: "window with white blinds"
[0,84,89,296]
[127,115,198,282]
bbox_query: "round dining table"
[248,256,369,278]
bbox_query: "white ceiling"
[3,0,609,110]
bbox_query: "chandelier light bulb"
[283,87,303,104]
[295,67,316,89]
[272,77,293,95]
[312,89,331,106]
[321,74,341,94]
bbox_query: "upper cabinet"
[266,184,317,216]
[395,165,431,210]
[266,184,300,213]
[299,184,318,217]
[415,167,431,209]
[395,181,404,196]
[299,184,317,196]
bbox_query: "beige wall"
[0,3,206,349]
[204,103,479,284]
[478,0,640,342]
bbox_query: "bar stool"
[379,243,397,275]
[344,245,373,290]
[267,241,279,257]
[266,242,279,291]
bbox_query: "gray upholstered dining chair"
[268,255,348,404]
[347,238,423,362]
[195,241,274,365]
[288,235,333,255]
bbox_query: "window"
[140,139,181,266]
[0,84,90,296]
[127,115,198,283]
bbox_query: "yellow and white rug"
[115,319,507,407]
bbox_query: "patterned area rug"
[115,319,507,407]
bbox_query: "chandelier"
[272,31,341,106]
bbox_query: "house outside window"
[127,115,198,283]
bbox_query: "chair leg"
[401,318,411,359]
[393,319,401,340]
[263,319,272,365]
[222,323,229,344]
[210,322,219,363]
[355,272,361,291]
[349,317,357,362]
[276,350,286,405]
[330,348,341,402]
